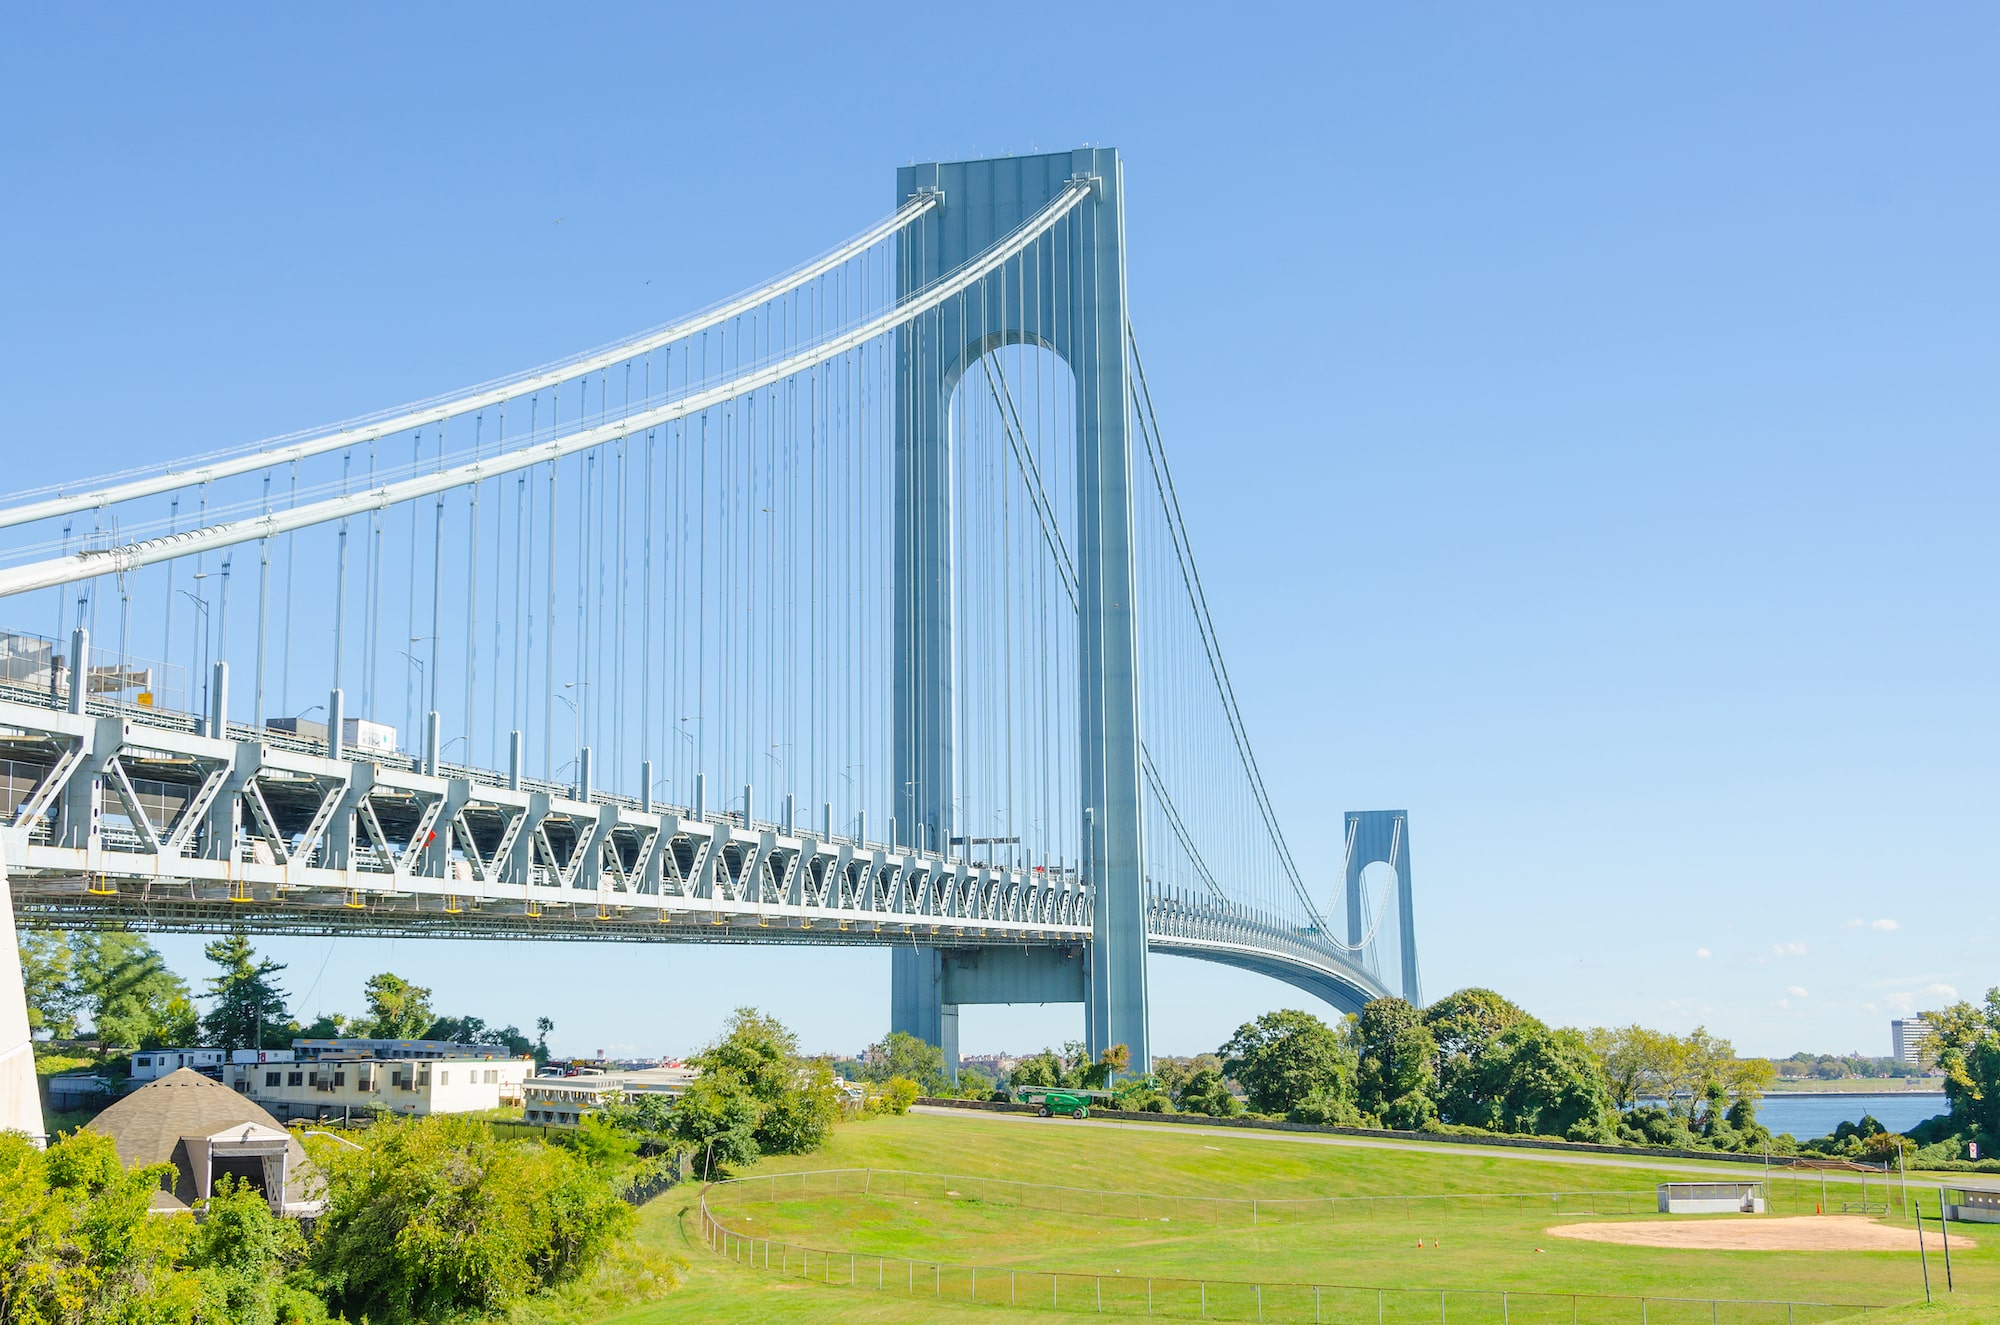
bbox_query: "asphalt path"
[911,1106,1999,1191]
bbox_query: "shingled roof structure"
[90,1067,321,1214]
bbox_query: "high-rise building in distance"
[1891,1018,1936,1067]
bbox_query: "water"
[1756,1091,1948,1139]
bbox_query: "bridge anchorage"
[0,150,1418,1139]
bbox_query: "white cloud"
[1844,919,1865,928]
[1871,919,1900,932]
[1787,986,1809,998]
[1772,941,1807,957]
[1886,983,1959,1013]
[1773,998,1791,1009]
[1695,948,1712,959]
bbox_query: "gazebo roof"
[89,1068,315,1211]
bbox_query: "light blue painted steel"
[890,948,958,1072]
[940,945,1088,1005]
[1343,810,1420,1005]
[891,149,1149,1073]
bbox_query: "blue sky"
[2,4,1992,1061]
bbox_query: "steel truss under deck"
[0,696,1090,947]
[0,686,1392,1013]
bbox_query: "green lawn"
[596,1111,1993,1324]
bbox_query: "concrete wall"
[0,838,46,1143]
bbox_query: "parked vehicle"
[1015,1087,1106,1119]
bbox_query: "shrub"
[1176,1067,1242,1117]
[187,1175,326,1325]
[307,1114,632,1322]
[867,1076,921,1115]
[0,1129,205,1325]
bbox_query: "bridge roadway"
[0,687,1388,1014]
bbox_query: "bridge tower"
[892,148,1149,1075]
[1344,810,1422,1005]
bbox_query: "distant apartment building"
[958,1054,1020,1079]
[226,1055,532,1121]
[522,1066,698,1127]
[1892,1018,1937,1068]
[292,1037,510,1062]
[129,1048,227,1083]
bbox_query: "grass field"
[596,1110,1993,1324]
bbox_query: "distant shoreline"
[1764,1084,1946,1097]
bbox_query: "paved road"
[911,1106,1998,1191]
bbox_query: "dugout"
[1657,1181,1765,1214]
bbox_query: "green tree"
[481,1023,536,1057]
[1353,998,1439,1129]
[308,1114,631,1322]
[557,1117,640,1173]
[1927,988,2000,1143]
[1153,1054,1222,1104]
[418,1013,532,1057]
[756,1058,842,1153]
[1112,1076,1175,1113]
[1004,1049,1066,1091]
[69,931,197,1049]
[672,1072,764,1178]
[1423,988,1540,1125]
[672,1008,840,1174]
[1078,1043,1131,1090]
[17,931,81,1038]
[861,1030,950,1095]
[1219,1010,1355,1116]
[1583,1024,1671,1111]
[360,971,434,1040]
[867,1076,921,1115]
[1483,1024,1615,1140]
[200,931,289,1052]
[597,1088,678,1139]
[534,1015,555,1067]
[294,1012,358,1040]
[1586,1023,1771,1129]
[1175,1066,1242,1117]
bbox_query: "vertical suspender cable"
[405,434,420,744]
[254,471,272,727]
[642,362,654,787]
[466,414,482,771]
[490,409,506,766]
[333,455,351,698]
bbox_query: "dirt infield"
[1549,1215,1973,1252]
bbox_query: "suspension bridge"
[0,150,1419,1141]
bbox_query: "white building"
[292,1037,510,1061]
[227,1055,532,1121]
[130,1048,227,1082]
[522,1066,697,1127]
[1891,1018,1937,1068]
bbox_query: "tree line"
[988,989,1797,1153]
[21,927,552,1071]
